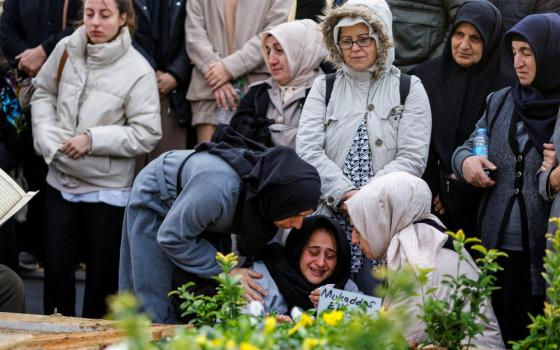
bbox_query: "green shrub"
[419,230,506,350]
[510,218,560,350]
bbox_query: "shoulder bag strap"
[62,0,70,30]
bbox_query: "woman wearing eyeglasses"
[296,0,431,294]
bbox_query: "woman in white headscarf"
[295,0,431,293]
[227,19,328,148]
[346,172,504,348]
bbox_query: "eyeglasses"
[339,37,373,50]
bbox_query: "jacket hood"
[320,0,394,78]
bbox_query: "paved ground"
[21,269,85,317]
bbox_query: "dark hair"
[79,0,136,32]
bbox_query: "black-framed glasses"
[339,37,373,50]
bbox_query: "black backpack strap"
[414,218,455,251]
[399,73,411,106]
[324,73,336,107]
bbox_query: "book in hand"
[0,168,38,226]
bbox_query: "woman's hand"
[230,267,267,302]
[549,166,560,194]
[541,143,557,172]
[433,193,445,215]
[309,288,321,308]
[156,71,178,95]
[205,61,232,90]
[339,189,358,216]
[214,82,239,111]
[16,45,47,77]
[59,134,90,159]
[275,314,293,323]
[461,156,496,188]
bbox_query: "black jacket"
[0,0,80,67]
[226,83,310,147]
[488,0,560,31]
[228,83,275,147]
[133,0,192,126]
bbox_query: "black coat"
[295,0,326,22]
[0,0,81,67]
[133,0,192,126]
[488,0,560,31]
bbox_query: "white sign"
[317,287,382,316]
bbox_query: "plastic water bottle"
[216,79,245,124]
[472,128,489,157]
[472,128,490,176]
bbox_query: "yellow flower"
[263,316,276,334]
[225,339,236,350]
[210,338,223,347]
[302,338,325,350]
[195,335,207,346]
[300,313,314,327]
[321,310,344,327]
[288,313,314,335]
[240,342,260,350]
[378,306,387,317]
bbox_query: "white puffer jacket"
[31,26,161,193]
[296,0,431,215]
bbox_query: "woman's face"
[451,22,484,68]
[512,40,537,86]
[273,209,314,230]
[265,36,291,86]
[299,228,337,285]
[84,0,126,44]
[339,23,378,72]
[351,227,373,259]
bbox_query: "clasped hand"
[59,133,90,159]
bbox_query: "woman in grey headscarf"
[346,172,503,348]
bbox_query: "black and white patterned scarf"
[332,116,373,272]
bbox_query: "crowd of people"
[1,0,559,347]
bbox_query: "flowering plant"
[110,253,417,350]
[418,230,506,350]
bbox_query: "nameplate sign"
[317,287,382,316]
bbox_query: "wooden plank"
[0,313,179,350]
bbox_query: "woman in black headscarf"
[119,126,321,323]
[412,1,515,235]
[451,13,560,343]
[249,215,358,314]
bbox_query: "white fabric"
[346,172,447,270]
[61,189,131,207]
[261,19,327,88]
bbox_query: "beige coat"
[31,26,161,193]
[185,0,290,101]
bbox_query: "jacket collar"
[67,26,131,68]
